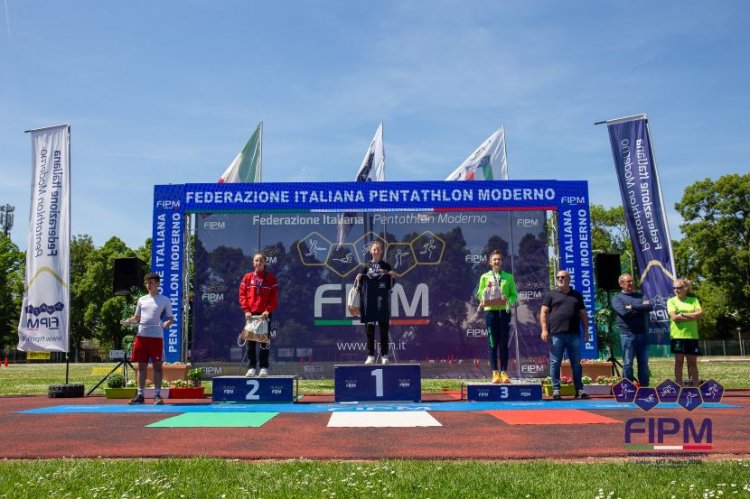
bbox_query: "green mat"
[147,412,278,428]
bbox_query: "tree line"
[1,174,748,356]
[0,235,151,358]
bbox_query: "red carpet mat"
[487,409,621,425]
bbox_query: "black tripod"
[86,357,136,396]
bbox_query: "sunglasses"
[673,286,685,290]
[555,276,569,280]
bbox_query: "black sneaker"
[575,391,590,400]
[552,390,562,400]
[129,394,145,405]
[153,394,164,405]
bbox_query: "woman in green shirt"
[475,250,518,384]
[667,279,703,386]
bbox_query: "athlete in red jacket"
[239,253,279,377]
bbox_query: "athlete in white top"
[134,293,173,338]
[124,272,174,405]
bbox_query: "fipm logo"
[625,417,712,446]
[203,221,226,230]
[156,200,180,209]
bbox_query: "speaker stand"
[606,346,622,378]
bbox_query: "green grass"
[0,358,747,396]
[0,459,748,498]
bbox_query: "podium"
[465,383,542,402]
[334,364,421,402]
[212,376,298,403]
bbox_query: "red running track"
[2,392,748,460]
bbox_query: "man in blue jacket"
[611,273,653,386]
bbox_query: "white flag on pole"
[446,126,508,180]
[218,122,263,183]
[18,124,71,352]
[337,123,385,246]
[355,122,385,182]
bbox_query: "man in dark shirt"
[541,270,590,400]
[611,273,653,386]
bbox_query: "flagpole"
[257,121,264,251]
[594,113,647,126]
[501,124,509,179]
[380,122,386,246]
[258,121,264,182]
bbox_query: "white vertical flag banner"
[354,122,385,182]
[337,123,385,246]
[218,122,263,183]
[446,126,508,181]
[18,124,71,352]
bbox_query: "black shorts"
[670,339,701,355]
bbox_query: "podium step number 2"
[334,364,421,403]
[212,376,297,403]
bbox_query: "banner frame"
[152,179,598,364]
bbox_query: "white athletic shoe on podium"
[364,356,375,365]
[259,368,268,377]
[245,368,256,377]
[381,357,389,365]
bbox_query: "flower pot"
[542,385,576,397]
[582,384,612,396]
[105,388,137,399]
[168,387,205,399]
[561,361,612,379]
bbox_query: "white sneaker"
[259,368,268,377]
[245,368,256,377]
[381,357,389,365]
[364,356,375,365]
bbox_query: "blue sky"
[1,1,747,250]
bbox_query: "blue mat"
[21,400,740,415]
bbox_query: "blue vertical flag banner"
[151,185,185,362]
[556,183,598,355]
[607,115,675,344]
[17,124,71,353]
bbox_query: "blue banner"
[151,185,185,362]
[607,117,675,344]
[557,198,598,355]
[181,180,564,212]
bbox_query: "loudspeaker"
[113,257,145,296]
[595,253,621,291]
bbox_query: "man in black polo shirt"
[541,270,590,400]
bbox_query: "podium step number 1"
[334,364,421,402]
